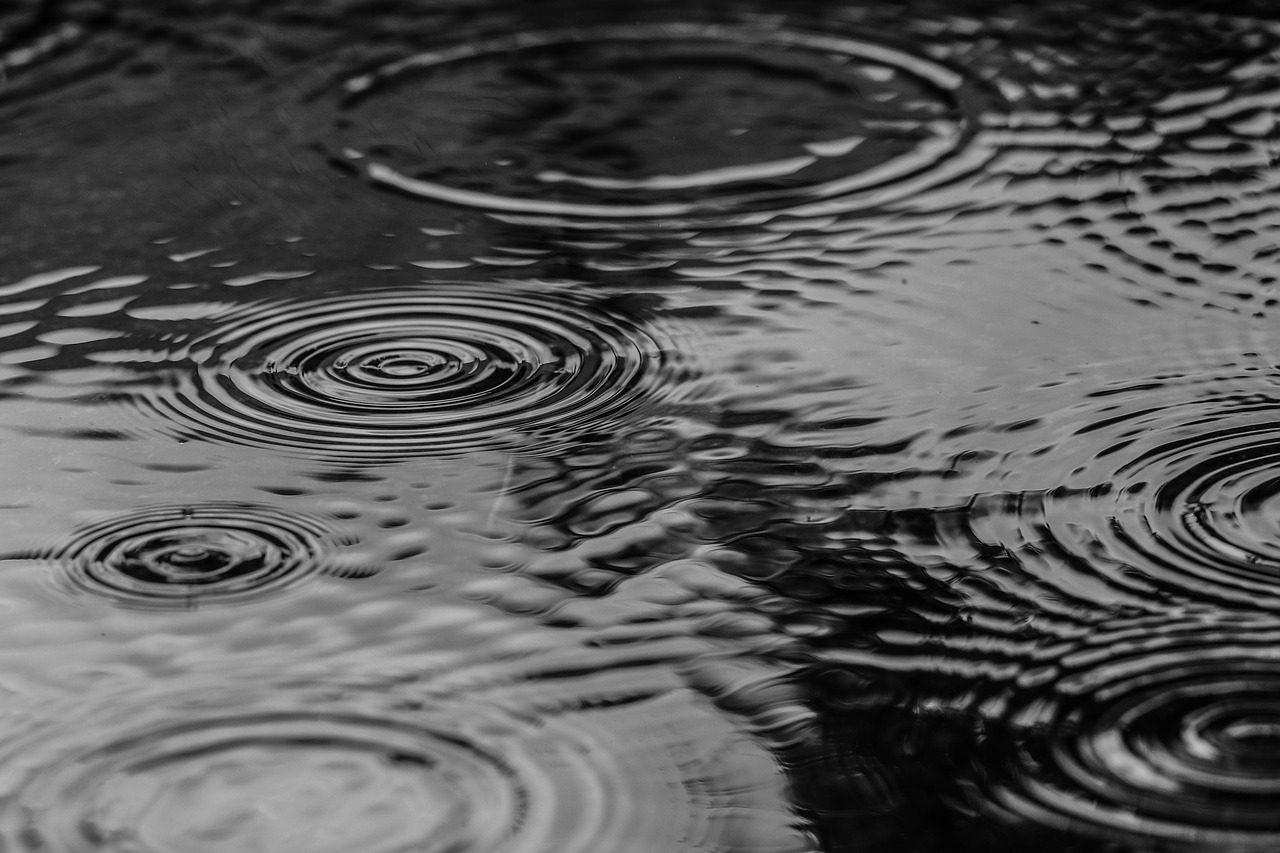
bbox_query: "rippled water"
[2,0,1279,850]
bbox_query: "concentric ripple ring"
[0,675,805,853]
[972,418,1280,612]
[136,284,700,459]
[962,618,1280,848]
[332,23,977,227]
[14,713,522,853]
[39,503,348,608]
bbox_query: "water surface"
[2,0,1279,850]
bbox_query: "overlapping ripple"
[957,615,1280,850]
[18,714,511,853]
[968,396,1280,613]
[32,502,354,608]
[0,666,807,853]
[128,284,701,460]
[330,22,980,229]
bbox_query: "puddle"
[1,1,1280,851]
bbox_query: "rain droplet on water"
[1,2,1280,852]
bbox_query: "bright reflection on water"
[1,0,1279,850]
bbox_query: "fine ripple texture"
[30,503,357,608]
[330,22,979,229]
[129,284,703,460]
[0,0,125,105]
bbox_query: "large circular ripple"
[37,502,351,608]
[329,22,978,228]
[961,616,1280,849]
[136,285,701,459]
[19,714,512,853]
[969,407,1280,613]
[0,676,805,853]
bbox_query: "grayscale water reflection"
[1,0,1279,850]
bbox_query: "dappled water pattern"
[2,0,1280,851]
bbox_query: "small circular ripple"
[330,23,977,228]
[137,285,701,459]
[40,503,348,607]
[0,672,806,853]
[960,617,1280,849]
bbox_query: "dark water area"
[2,0,1279,849]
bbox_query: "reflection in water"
[0,0,1279,851]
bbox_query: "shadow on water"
[1,0,1280,850]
